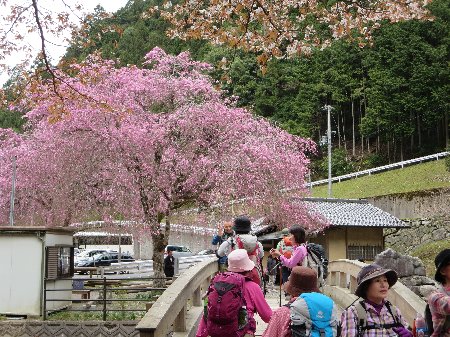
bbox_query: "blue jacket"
[212,232,234,265]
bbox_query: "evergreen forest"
[1,0,449,179]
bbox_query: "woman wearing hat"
[340,263,412,337]
[196,249,272,337]
[217,216,264,284]
[427,248,450,336]
[262,266,338,337]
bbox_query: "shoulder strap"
[356,300,403,335]
[354,301,367,337]
[230,237,235,250]
[235,236,244,249]
[384,301,400,324]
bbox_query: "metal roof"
[301,198,409,228]
[253,198,409,238]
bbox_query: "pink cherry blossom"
[0,48,324,280]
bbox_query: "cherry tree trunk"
[152,234,167,288]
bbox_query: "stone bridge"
[135,258,426,337]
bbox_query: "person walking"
[262,266,338,337]
[196,249,273,337]
[340,263,412,337]
[427,248,450,337]
[217,215,264,285]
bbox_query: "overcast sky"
[0,0,129,85]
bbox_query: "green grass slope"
[410,239,450,277]
[311,160,450,199]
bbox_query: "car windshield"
[93,253,109,260]
[166,245,191,252]
[77,250,102,258]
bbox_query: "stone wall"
[375,248,437,300]
[368,187,450,219]
[384,217,450,254]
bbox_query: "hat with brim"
[227,249,255,273]
[355,264,398,298]
[434,249,450,284]
[284,266,320,296]
[281,228,289,236]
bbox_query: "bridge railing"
[136,258,218,337]
[325,259,426,326]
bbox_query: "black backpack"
[306,243,329,280]
[337,300,403,337]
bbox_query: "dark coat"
[164,255,175,277]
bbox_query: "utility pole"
[326,105,332,198]
[9,156,17,226]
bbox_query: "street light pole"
[326,105,332,198]
[9,156,17,226]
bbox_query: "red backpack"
[204,272,250,337]
[232,236,260,256]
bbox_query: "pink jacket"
[262,306,292,337]
[280,244,307,269]
[196,279,273,337]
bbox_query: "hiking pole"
[279,264,282,307]
[269,261,282,274]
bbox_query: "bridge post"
[329,271,338,286]
[349,275,357,293]
[193,286,202,306]
[174,305,187,332]
[339,272,347,288]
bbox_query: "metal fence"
[44,255,217,321]
[43,276,169,321]
[309,151,449,187]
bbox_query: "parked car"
[75,252,135,268]
[109,252,135,263]
[197,249,215,255]
[164,245,193,258]
[75,249,108,260]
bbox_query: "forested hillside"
[2,0,448,179]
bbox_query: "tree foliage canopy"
[159,0,431,62]
[0,48,320,231]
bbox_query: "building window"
[46,246,74,280]
[347,245,382,261]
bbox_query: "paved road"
[255,285,290,336]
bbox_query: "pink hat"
[227,249,255,273]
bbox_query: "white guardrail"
[97,254,217,277]
[310,151,449,187]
